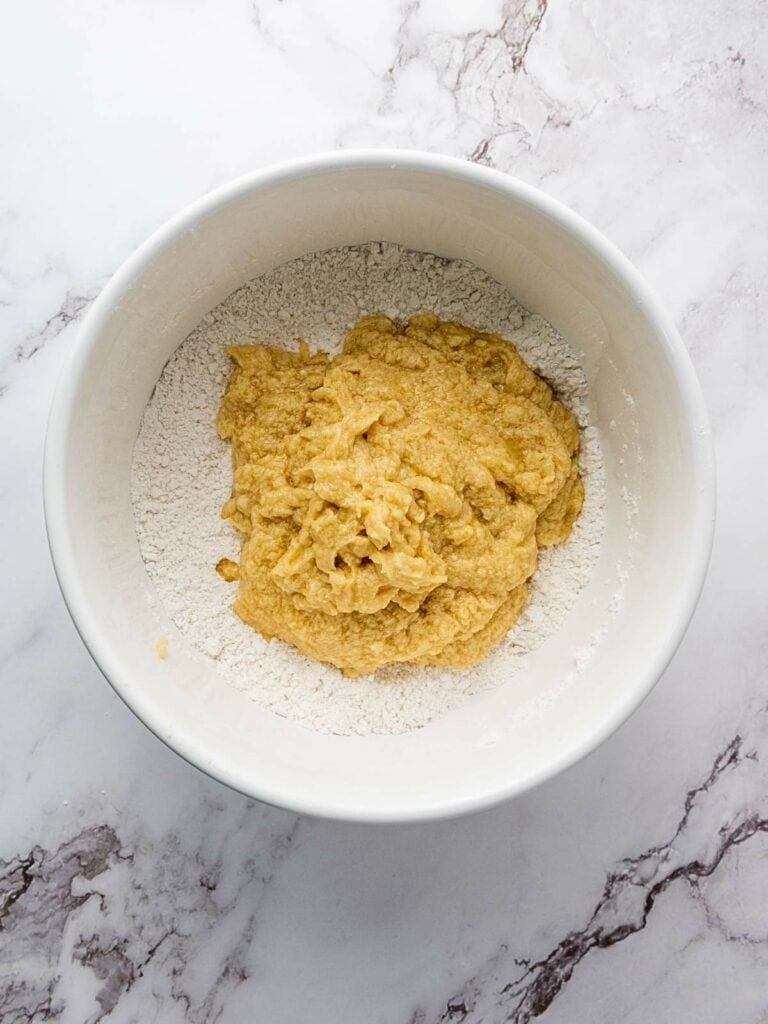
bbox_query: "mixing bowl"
[44,150,715,822]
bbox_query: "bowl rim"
[43,148,716,822]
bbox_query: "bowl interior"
[47,156,712,820]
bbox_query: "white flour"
[131,243,605,736]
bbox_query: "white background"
[1,1,766,1021]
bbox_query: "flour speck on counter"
[131,243,605,736]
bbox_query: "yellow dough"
[216,313,584,676]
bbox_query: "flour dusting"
[131,243,605,735]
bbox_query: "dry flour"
[131,243,605,736]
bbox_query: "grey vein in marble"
[430,725,768,1022]
[3,716,768,1022]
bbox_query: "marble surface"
[1,0,766,1020]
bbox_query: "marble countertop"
[2,1,766,1020]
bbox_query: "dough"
[216,313,584,675]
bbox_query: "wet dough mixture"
[216,313,584,676]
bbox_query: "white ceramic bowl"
[44,151,715,822]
